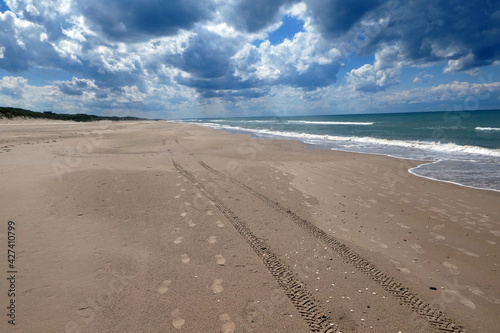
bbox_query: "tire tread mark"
[173,160,338,333]
[198,160,464,333]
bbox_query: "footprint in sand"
[171,309,186,329]
[215,254,226,265]
[390,260,411,274]
[215,220,224,228]
[434,234,446,241]
[181,254,190,263]
[208,236,217,244]
[412,243,425,254]
[184,202,191,206]
[219,313,236,333]
[157,280,171,294]
[442,261,459,274]
[445,290,476,309]
[187,219,196,227]
[370,239,388,249]
[212,279,224,294]
[180,212,187,217]
[456,247,479,257]
[468,286,500,305]
[174,237,184,244]
[207,211,213,216]
[175,194,180,199]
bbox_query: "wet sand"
[0,119,498,332]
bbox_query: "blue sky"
[0,0,499,119]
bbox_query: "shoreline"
[409,160,500,193]
[1,119,498,332]
[193,122,500,193]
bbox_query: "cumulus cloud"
[0,11,60,72]
[307,0,383,37]
[0,0,499,117]
[356,0,500,72]
[232,22,343,89]
[347,64,401,92]
[224,0,298,33]
[57,76,109,99]
[346,44,403,92]
[77,0,215,41]
[171,29,240,80]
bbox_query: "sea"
[176,110,500,192]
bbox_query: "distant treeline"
[0,107,146,122]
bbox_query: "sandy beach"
[0,119,498,333]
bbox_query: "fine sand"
[0,119,498,333]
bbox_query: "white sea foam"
[288,120,374,125]
[410,161,500,192]
[212,119,276,123]
[197,123,500,158]
[476,127,500,131]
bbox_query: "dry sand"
[0,119,498,333]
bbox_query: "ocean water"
[177,110,500,192]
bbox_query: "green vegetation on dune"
[0,107,146,122]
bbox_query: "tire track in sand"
[173,159,338,333]
[198,160,464,333]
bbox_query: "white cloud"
[374,81,500,109]
[62,15,95,42]
[51,39,82,63]
[233,22,341,84]
[444,53,475,73]
[346,43,417,92]
[0,0,499,117]
[413,73,434,84]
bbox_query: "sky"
[0,0,499,119]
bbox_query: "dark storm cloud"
[78,0,215,41]
[170,29,263,97]
[347,0,500,71]
[0,11,61,73]
[171,28,339,98]
[169,29,239,80]
[227,0,299,33]
[307,0,383,38]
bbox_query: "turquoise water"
[178,110,500,191]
